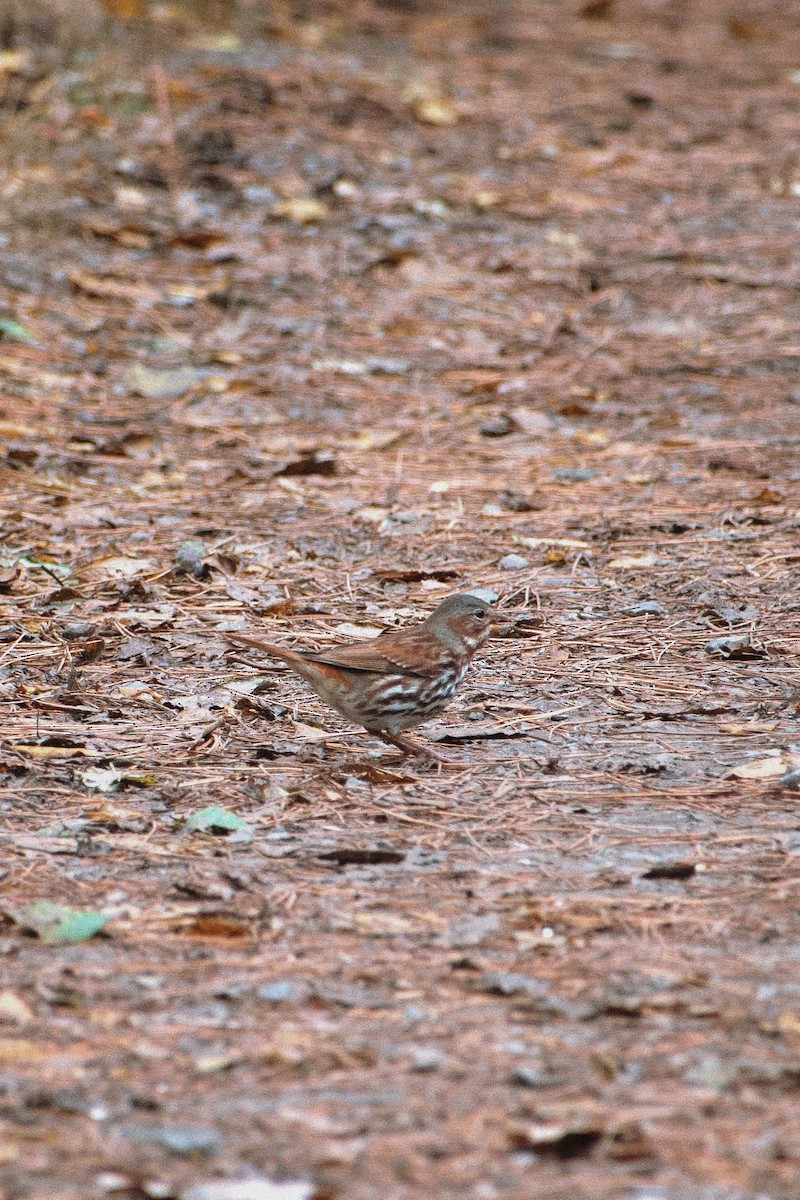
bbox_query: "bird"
[226,592,500,760]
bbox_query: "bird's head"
[426,592,501,651]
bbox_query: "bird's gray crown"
[427,593,491,621]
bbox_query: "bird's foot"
[378,732,449,763]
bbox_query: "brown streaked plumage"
[227,593,499,759]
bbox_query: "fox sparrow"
[227,592,499,759]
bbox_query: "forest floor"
[1,2,799,1198]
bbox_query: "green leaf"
[184,806,251,838]
[18,901,110,945]
[0,319,40,346]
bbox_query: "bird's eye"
[474,609,486,619]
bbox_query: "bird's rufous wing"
[305,628,446,678]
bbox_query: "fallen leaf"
[117,604,176,629]
[116,1123,223,1156]
[0,319,41,346]
[0,1038,46,1061]
[184,806,252,840]
[353,911,416,937]
[508,408,552,436]
[181,1179,314,1200]
[290,720,334,742]
[356,505,390,523]
[80,766,124,793]
[573,429,610,447]
[69,269,160,305]
[0,991,35,1025]
[116,682,160,702]
[509,1118,604,1158]
[607,552,658,569]
[0,49,33,72]
[315,846,405,866]
[17,901,110,945]
[87,555,156,579]
[720,721,778,735]
[227,677,271,696]
[275,451,336,477]
[189,31,242,51]
[412,95,458,126]
[185,915,250,939]
[344,429,405,451]
[127,364,204,400]
[514,536,590,550]
[80,766,156,791]
[272,198,329,224]
[312,358,368,376]
[98,0,144,17]
[193,1051,245,1073]
[12,743,93,760]
[331,622,384,639]
[729,755,790,780]
[442,367,507,393]
[0,420,39,437]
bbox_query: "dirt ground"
[1,2,799,1198]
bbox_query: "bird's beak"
[488,607,508,634]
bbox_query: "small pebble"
[706,634,751,657]
[551,467,598,482]
[257,980,302,1004]
[467,586,500,604]
[621,601,666,617]
[408,1045,445,1072]
[498,553,530,571]
[480,415,514,437]
[499,488,537,512]
[62,621,98,640]
[510,1065,550,1089]
[174,539,209,579]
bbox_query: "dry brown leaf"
[0,992,35,1025]
[0,421,39,437]
[776,1011,800,1034]
[515,536,590,550]
[345,429,405,451]
[573,429,611,447]
[69,270,161,305]
[12,743,93,759]
[0,50,33,72]
[291,721,334,742]
[85,555,156,579]
[353,911,416,937]
[185,915,250,939]
[720,721,779,735]
[273,198,330,224]
[607,552,658,569]
[0,1039,46,1061]
[728,755,790,780]
[412,95,458,126]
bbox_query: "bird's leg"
[378,732,447,762]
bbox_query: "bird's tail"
[226,633,306,668]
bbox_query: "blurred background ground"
[0,1,799,1198]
